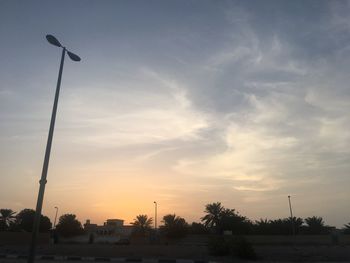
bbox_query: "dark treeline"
[0,209,83,238]
[0,208,51,233]
[131,202,348,238]
[2,202,350,238]
[198,202,338,235]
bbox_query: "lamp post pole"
[288,195,295,236]
[53,206,59,228]
[27,35,80,263]
[154,201,157,230]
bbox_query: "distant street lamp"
[154,201,157,230]
[28,35,81,263]
[53,206,59,228]
[288,195,295,236]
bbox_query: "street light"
[288,195,295,236]
[154,201,157,230]
[53,206,59,229]
[28,35,81,263]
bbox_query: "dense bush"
[252,217,303,235]
[16,209,52,232]
[208,236,230,256]
[55,214,84,237]
[189,222,209,234]
[0,208,52,233]
[231,236,257,260]
[302,216,333,234]
[160,214,188,239]
[201,202,253,234]
[343,223,350,234]
[208,235,257,259]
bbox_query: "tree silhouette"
[201,203,252,234]
[55,214,84,237]
[161,214,188,238]
[219,208,252,234]
[305,216,324,227]
[289,217,304,234]
[253,219,270,234]
[189,222,208,234]
[343,222,350,234]
[304,216,330,234]
[131,214,153,236]
[252,217,303,235]
[201,202,224,232]
[0,209,16,230]
[16,209,52,232]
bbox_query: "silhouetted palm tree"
[255,218,269,226]
[305,216,324,228]
[256,217,303,235]
[0,209,16,229]
[162,214,188,228]
[189,222,208,234]
[305,216,328,234]
[343,222,350,234]
[201,202,223,230]
[253,219,270,234]
[131,214,153,235]
[161,214,188,238]
[287,217,304,235]
[219,208,252,234]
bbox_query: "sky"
[1,0,350,228]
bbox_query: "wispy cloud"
[55,69,210,148]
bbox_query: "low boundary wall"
[167,234,350,246]
[0,232,50,245]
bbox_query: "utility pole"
[154,201,157,230]
[27,35,80,263]
[288,195,295,236]
[53,206,59,228]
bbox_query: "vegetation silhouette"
[343,222,350,234]
[16,209,52,233]
[130,214,153,237]
[219,208,252,235]
[208,235,257,259]
[201,202,223,233]
[253,217,303,235]
[303,216,333,234]
[189,222,209,234]
[0,203,345,236]
[201,202,251,234]
[160,214,188,239]
[0,209,16,231]
[55,214,84,238]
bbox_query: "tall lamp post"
[288,195,295,236]
[28,35,81,263]
[153,201,157,230]
[53,206,59,228]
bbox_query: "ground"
[1,244,350,262]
